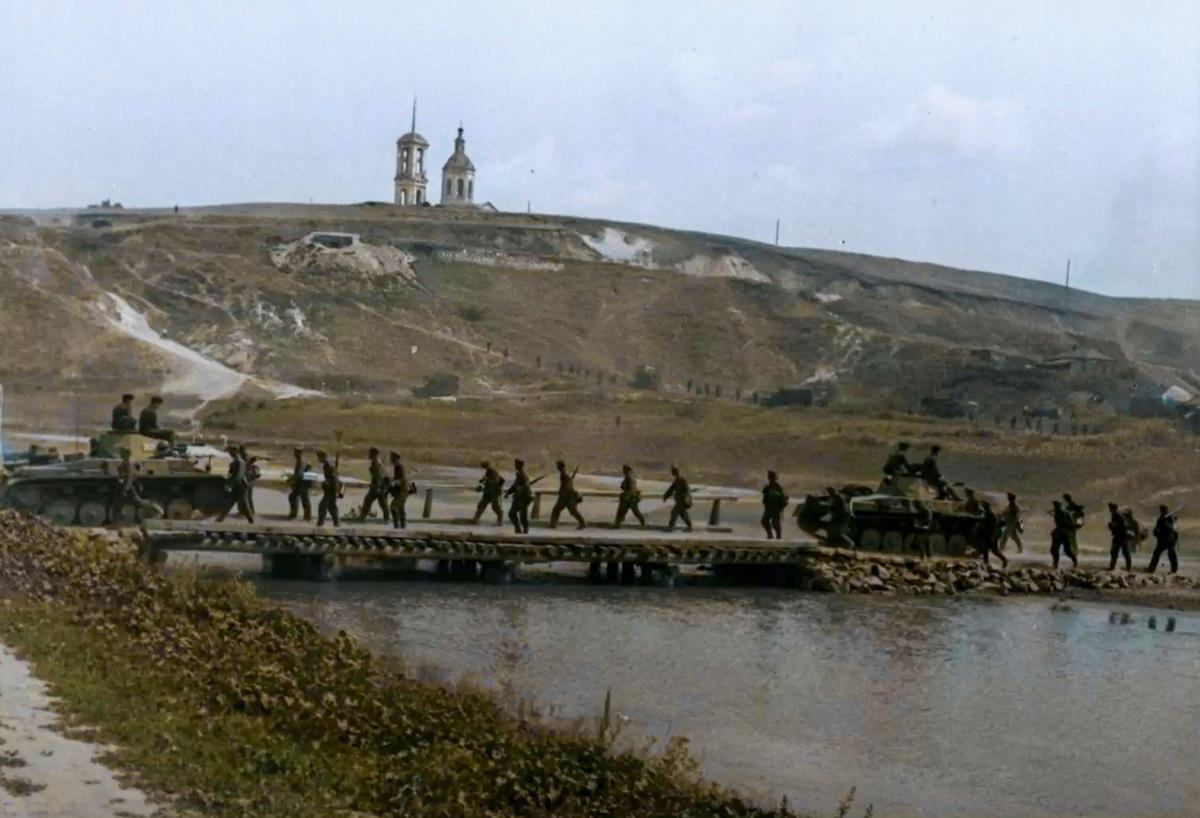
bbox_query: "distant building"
[440,126,476,207]
[394,100,429,206]
[1038,346,1118,377]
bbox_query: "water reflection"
[259,579,1200,817]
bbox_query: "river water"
[257,576,1200,817]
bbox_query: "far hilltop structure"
[441,126,476,206]
[394,100,429,206]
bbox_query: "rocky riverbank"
[807,551,1200,602]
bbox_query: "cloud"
[867,84,1029,159]
[765,164,803,190]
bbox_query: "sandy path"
[0,641,155,818]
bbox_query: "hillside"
[1,203,1197,421]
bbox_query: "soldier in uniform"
[973,500,1008,567]
[998,492,1024,553]
[1049,500,1079,569]
[962,487,982,515]
[761,470,788,539]
[615,464,646,528]
[912,499,935,558]
[238,444,260,516]
[920,445,952,497]
[388,451,410,529]
[549,460,586,529]
[505,458,533,534]
[110,448,160,523]
[286,446,312,522]
[882,442,912,477]
[359,447,388,521]
[663,466,693,532]
[824,487,855,548]
[216,445,254,523]
[471,461,505,525]
[1148,505,1179,574]
[137,396,174,443]
[111,393,137,432]
[316,450,340,527]
[1063,493,1085,557]
[1106,501,1132,571]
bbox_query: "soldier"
[359,447,388,521]
[663,466,693,532]
[615,464,646,528]
[825,487,855,548]
[919,446,948,495]
[883,442,912,477]
[912,500,935,558]
[973,501,1008,567]
[761,470,788,539]
[962,487,982,515]
[216,445,254,523]
[286,446,312,522]
[388,451,410,529]
[549,460,586,529]
[1147,505,1179,574]
[111,393,136,432]
[1063,493,1085,555]
[1122,507,1147,554]
[471,461,505,525]
[505,458,533,534]
[1050,500,1079,569]
[238,444,260,516]
[1106,501,1132,571]
[137,396,174,443]
[110,447,160,523]
[998,492,1024,553]
[316,450,340,527]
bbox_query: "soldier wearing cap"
[761,470,788,539]
[111,393,137,432]
[359,447,387,521]
[216,445,254,523]
[615,464,646,528]
[663,466,693,532]
[1107,501,1132,571]
[387,451,410,529]
[471,461,505,525]
[316,450,340,527]
[286,446,312,522]
[110,447,160,523]
[505,458,533,534]
[138,396,174,444]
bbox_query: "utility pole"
[774,219,780,246]
[1065,259,1071,289]
[527,201,531,214]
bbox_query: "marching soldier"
[1122,507,1147,554]
[388,451,410,529]
[962,487,981,515]
[912,499,935,558]
[286,446,312,522]
[825,487,855,549]
[505,458,533,534]
[663,466,693,532]
[316,450,340,527]
[549,460,586,529]
[761,470,788,539]
[1107,501,1132,571]
[471,461,505,525]
[973,500,1008,567]
[615,464,646,528]
[1063,492,1085,557]
[998,492,1024,553]
[238,444,260,516]
[1050,500,1079,569]
[1148,505,1179,574]
[216,445,254,523]
[110,447,160,523]
[359,447,388,521]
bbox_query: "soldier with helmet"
[359,447,388,521]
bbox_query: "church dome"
[442,127,475,172]
[398,130,429,148]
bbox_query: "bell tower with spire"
[440,124,477,206]
[394,99,429,206]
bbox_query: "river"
[257,576,1200,817]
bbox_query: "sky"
[2,1,1199,298]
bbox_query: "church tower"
[393,100,428,206]
[440,126,476,206]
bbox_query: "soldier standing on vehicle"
[549,460,586,529]
[663,466,693,532]
[1050,500,1079,569]
[615,464,646,528]
[316,450,340,527]
[825,487,855,549]
[998,492,1024,553]
[216,445,254,524]
[505,458,533,534]
[471,461,505,525]
[388,451,410,529]
[1148,505,1179,574]
[286,446,312,522]
[761,470,788,539]
[973,500,1008,567]
[883,442,912,477]
[359,447,388,521]
[1107,502,1132,571]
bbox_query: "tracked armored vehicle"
[0,431,227,526]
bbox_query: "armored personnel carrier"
[0,431,228,526]
[796,475,995,557]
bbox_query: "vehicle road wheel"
[928,534,947,554]
[77,501,108,527]
[45,499,76,525]
[116,502,140,525]
[947,534,969,556]
[882,531,905,552]
[166,498,194,520]
[859,528,882,550]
